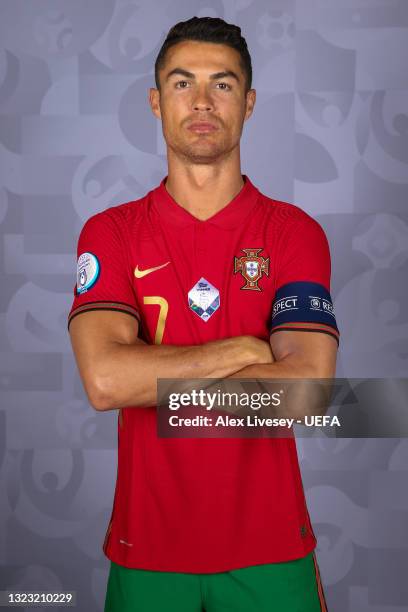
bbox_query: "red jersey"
[67,175,339,573]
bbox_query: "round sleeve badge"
[76,252,100,295]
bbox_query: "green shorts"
[104,551,328,611]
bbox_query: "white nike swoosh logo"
[134,261,170,278]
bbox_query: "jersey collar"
[151,174,260,230]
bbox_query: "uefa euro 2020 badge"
[234,248,269,291]
[188,277,220,322]
[76,252,100,295]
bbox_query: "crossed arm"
[69,309,338,416]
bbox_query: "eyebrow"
[165,68,240,83]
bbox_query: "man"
[68,16,339,612]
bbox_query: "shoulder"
[257,191,327,240]
[81,192,150,232]
[258,190,320,226]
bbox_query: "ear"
[244,88,256,122]
[149,87,162,120]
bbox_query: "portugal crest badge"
[234,248,269,291]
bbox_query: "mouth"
[187,122,219,133]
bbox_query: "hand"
[244,336,275,366]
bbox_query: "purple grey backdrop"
[1,1,408,610]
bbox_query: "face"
[149,40,256,164]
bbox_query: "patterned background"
[0,0,407,610]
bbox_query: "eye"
[216,82,232,90]
[175,80,190,88]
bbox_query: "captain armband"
[270,281,340,345]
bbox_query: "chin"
[180,147,222,164]
[169,137,229,162]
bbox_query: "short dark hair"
[154,16,252,93]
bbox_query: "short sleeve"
[67,210,140,331]
[270,213,340,345]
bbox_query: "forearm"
[224,359,334,419]
[227,359,316,379]
[94,336,265,410]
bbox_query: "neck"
[164,155,245,221]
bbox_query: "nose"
[192,84,214,112]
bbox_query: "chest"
[129,223,277,344]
